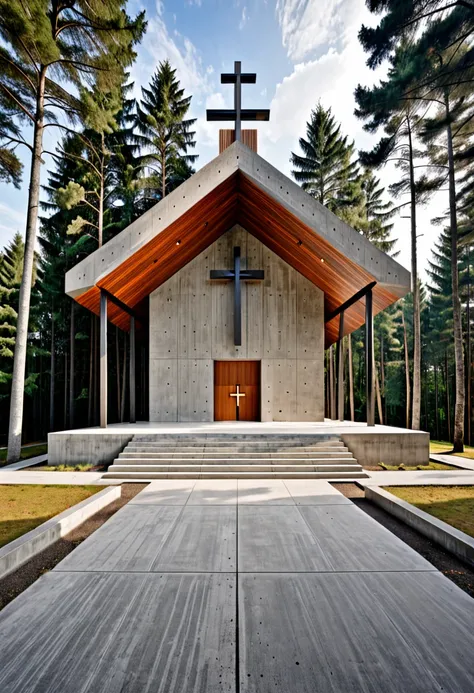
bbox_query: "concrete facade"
[149,226,325,422]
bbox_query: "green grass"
[430,440,474,460]
[375,461,453,471]
[0,443,47,467]
[32,463,98,472]
[0,484,102,548]
[385,485,474,538]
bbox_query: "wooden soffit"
[73,169,408,346]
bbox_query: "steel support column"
[129,315,136,423]
[100,291,107,428]
[366,288,375,426]
[337,310,345,421]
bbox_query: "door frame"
[213,359,261,422]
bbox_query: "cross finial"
[206,61,270,141]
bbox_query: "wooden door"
[214,361,260,421]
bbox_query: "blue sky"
[0,0,448,278]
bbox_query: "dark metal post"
[337,310,345,421]
[100,291,107,428]
[129,315,136,423]
[234,60,241,141]
[366,288,375,426]
[234,246,242,346]
[329,345,336,420]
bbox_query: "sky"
[0,0,450,281]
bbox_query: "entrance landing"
[0,480,473,691]
[48,420,430,469]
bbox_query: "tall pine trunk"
[434,360,439,441]
[401,308,411,429]
[69,300,75,428]
[7,68,47,462]
[88,315,94,426]
[375,364,383,424]
[446,351,451,441]
[445,102,465,451]
[407,116,421,430]
[49,301,55,432]
[467,246,471,445]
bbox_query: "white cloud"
[259,29,446,278]
[239,7,248,30]
[276,0,367,61]
[0,202,26,250]
[131,1,214,103]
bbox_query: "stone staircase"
[102,434,367,480]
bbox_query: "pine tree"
[357,0,474,452]
[291,103,362,215]
[0,232,39,421]
[359,171,398,255]
[354,44,440,431]
[0,2,146,461]
[0,106,22,186]
[135,60,197,204]
[359,1,474,70]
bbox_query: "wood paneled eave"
[73,170,408,343]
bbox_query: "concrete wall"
[48,432,134,466]
[149,226,324,422]
[341,431,430,466]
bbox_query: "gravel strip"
[333,482,474,599]
[0,483,147,611]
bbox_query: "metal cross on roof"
[206,61,270,142]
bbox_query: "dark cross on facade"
[206,61,270,141]
[210,247,264,346]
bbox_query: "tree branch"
[0,83,34,121]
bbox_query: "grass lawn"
[430,440,474,460]
[0,443,47,467]
[385,485,474,538]
[0,484,102,548]
[368,461,453,471]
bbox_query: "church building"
[64,63,411,430]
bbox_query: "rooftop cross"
[206,61,270,142]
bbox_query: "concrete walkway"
[0,479,473,692]
[361,468,474,486]
[0,469,105,484]
[430,452,474,471]
[1,453,48,471]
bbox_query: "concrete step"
[110,433,363,480]
[102,470,368,480]
[113,456,360,465]
[130,437,343,444]
[125,441,346,448]
[119,451,353,459]
[107,463,361,474]
[123,445,349,452]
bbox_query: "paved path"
[0,479,473,692]
[430,452,474,471]
[362,468,474,486]
[1,453,48,471]
[0,469,105,484]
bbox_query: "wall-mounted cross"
[210,246,264,346]
[206,61,270,142]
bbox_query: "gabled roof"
[65,141,410,346]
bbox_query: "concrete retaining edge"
[0,485,121,580]
[365,485,474,568]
